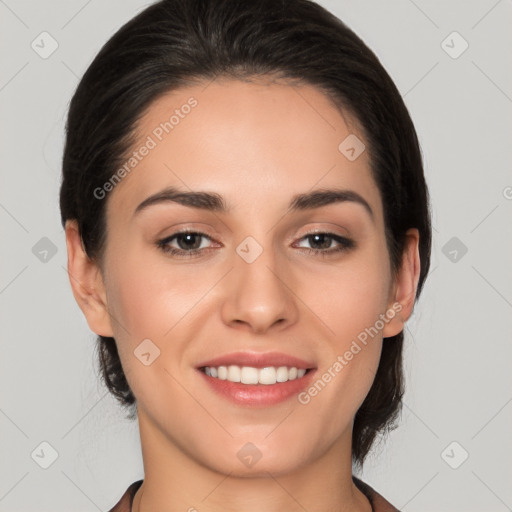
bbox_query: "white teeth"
[259,367,276,385]
[217,366,228,380]
[203,365,308,385]
[276,366,288,382]
[241,366,259,384]
[227,365,241,382]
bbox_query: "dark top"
[108,476,400,511]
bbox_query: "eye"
[294,232,355,257]
[157,230,216,258]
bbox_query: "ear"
[64,220,114,337]
[382,228,421,338]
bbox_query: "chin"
[197,439,312,478]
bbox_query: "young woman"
[60,0,431,510]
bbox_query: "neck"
[132,411,372,512]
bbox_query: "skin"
[65,77,420,512]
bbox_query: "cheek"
[102,253,201,406]
[293,263,390,447]
[102,247,226,394]
[299,246,392,346]
[295,242,391,404]
[105,249,201,340]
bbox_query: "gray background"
[1,0,511,510]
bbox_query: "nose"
[220,242,299,334]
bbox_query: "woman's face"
[83,78,409,476]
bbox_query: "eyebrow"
[133,186,374,220]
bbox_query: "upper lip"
[196,351,316,370]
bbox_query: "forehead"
[107,77,383,222]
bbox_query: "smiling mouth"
[200,365,312,385]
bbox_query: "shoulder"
[353,476,401,512]
[107,480,143,512]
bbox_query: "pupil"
[310,234,330,250]
[179,233,201,250]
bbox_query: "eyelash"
[156,229,355,259]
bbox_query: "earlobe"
[382,228,421,338]
[64,220,114,337]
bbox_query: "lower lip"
[198,369,316,406]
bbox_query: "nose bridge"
[220,232,298,332]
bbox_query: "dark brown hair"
[60,0,431,470]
